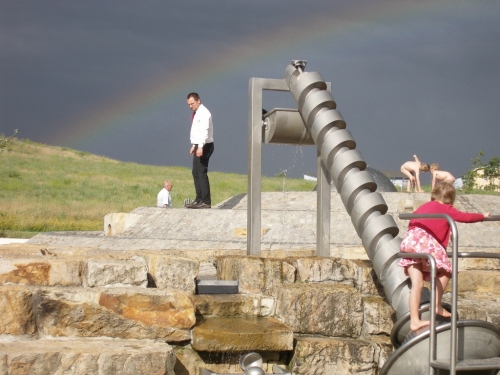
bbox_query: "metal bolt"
[291,60,307,73]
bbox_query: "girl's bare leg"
[436,271,452,317]
[401,168,413,192]
[407,264,430,331]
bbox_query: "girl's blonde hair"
[431,181,456,204]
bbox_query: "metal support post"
[247,77,289,256]
[316,154,331,256]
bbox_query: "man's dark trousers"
[192,142,214,205]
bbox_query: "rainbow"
[54,0,455,148]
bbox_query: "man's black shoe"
[192,202,211,209]
[184,199,201,209]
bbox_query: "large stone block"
[443,292,500,326]
[0,337,175,375]
[148,255,198,294]
[349,259,381,296]
[83,256,148,288]
[291,335,381,375]
[291,257,354,283]
[361,296,395,336]
[276,283,363,337]
[0,258,82,286]
[291,257,381,296]
[456,250,500,271]
[0,286,35,335]
[368,335,394,372]
[217,256,296,295]
[191,317,293,352]
[193,294,276,317]
[455,270,500,294]
[34,288,195,342]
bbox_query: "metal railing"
[399,213,500,375]
[396,250,438,375]
[399,213,460,375]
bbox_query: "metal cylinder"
[262,108,313,145]
[283,63,420,344]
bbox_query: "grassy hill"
[0,138,315,238]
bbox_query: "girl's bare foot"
[410,320,430,332]
[436,306,451,318]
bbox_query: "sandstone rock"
[34,287,195,342]
[457,250,500,271]
[217,256,296,295]
[193,294,276,317]
[0,258,82,286]
[455,270,500,294]
[369,335,394,371]
[0,337,175,375]
[148,255,198,293]
[349,259,381,296]
[292,257,353,283]
[276,283,363,337]
[191,317,293,352]
[0,286,35,335]
[291,335,379,375]
[83,256,148,288]
[361,296,395,336]
[444,292,500,326]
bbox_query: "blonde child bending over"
[430,163,455,190]
[400,154,430,192]
[399,182,489,332]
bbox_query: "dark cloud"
[1,0,499,184]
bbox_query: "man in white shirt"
[186,92,214,209]
[157,180,172,207]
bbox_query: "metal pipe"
[283,63,414,328]
[399,213,458,374]
[397,252,437,375]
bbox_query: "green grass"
[0,138,315,238]
[2,138,497,239]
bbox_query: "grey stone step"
[196,279,239,294]
[0,337,176,375]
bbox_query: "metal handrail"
[399,213,459,374]
[397,251,437,375]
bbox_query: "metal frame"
[396,251,437,375]
[399,213,458,374]
[398,214,500,374]
[247,77,331,256]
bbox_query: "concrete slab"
[26,192,500,260]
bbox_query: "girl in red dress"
[399,182,490,331]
